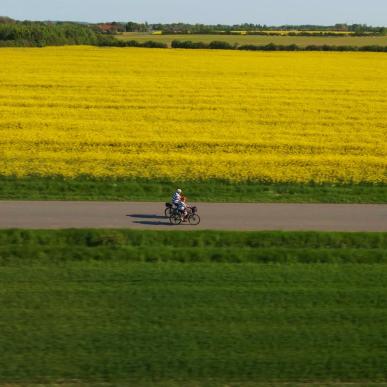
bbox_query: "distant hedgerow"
[170,40,387,52]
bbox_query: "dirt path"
[0,201,386,231]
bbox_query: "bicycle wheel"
[169,213,182,225]
[165,207,172,218]
[188,214,201,225]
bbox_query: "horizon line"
[2,16,386,28]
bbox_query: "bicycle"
[169,205,201,226]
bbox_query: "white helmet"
[177,189,182,194]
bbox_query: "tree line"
[0,17,386,51]
[96,37,387,52]
[171,40,387,52]
[0,20,99,46]
[125,22,387,35]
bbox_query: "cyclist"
[178,195,188,221]
[172,189,182,208]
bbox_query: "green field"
[117,32,387,47]
[1,230,387,384]
[1,176,386,203]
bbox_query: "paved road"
[0,201,386,231]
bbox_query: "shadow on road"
[127,214,166,219]
[133,220,173,226]
[128,213,172,227]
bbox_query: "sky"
[1,0,386,26]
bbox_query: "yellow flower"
[0,46,385,183]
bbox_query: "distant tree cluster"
[94,22,126,34]
[171,40,235,49]
[125,21,149,32]
[97,35,167,48]
[0,19,99,46]
[0,16,15,24]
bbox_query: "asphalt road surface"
[0,201,386,231]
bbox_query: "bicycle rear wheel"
[169,213,182,225]
[165,207,172,218]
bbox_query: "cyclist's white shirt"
[172,192,181,204]
[178,201,186,210]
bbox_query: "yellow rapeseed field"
[0,46,386,183]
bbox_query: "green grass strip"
[1,261,387,383]
[1,230,387,383]
[1,229,386,264]
[0,176,386,203]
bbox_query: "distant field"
[1,230,387,384]
[117,32,387,47]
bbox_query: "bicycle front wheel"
[188,214,201,225]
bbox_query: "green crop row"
[1,230,387,384]
[1,229,386,264]
[1,260,387,383]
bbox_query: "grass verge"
[1,229,387,264]
[0,176,386,203]
[1,230,387,384]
